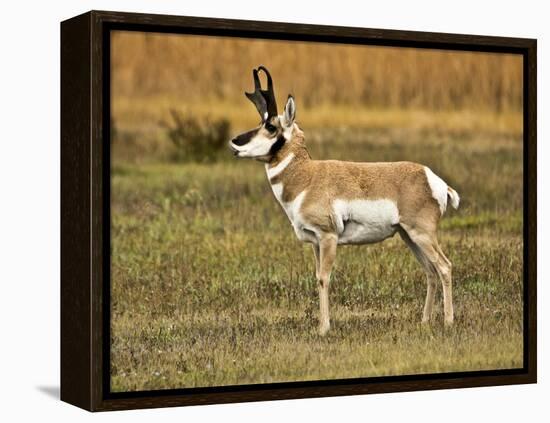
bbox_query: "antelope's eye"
[265,122,276,133]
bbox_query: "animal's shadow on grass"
[36,385,59,400]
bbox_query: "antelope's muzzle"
[229,128,259,157]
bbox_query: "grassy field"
[110,122,523,392]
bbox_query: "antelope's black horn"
[244,66,278,121]
[257,66,278,118]
[245,69,268,121]
[253,68,262,90]
[258,66,273,90]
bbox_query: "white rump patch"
[265,153,294,179]
[424,166,449,214]
[333,198,399,245]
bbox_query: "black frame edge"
[525,39,537,383]
[91,10,107,412]
[89,9,536,50]
[100,372,535,411]
[60,11,93,411]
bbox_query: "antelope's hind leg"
[434,243,453,325]
[398,228,438,324]
[399,224,454,325]
[312,244,320,280]
[316,234,338,336]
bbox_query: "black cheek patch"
[269,134,286,155]
[232,128,259,146]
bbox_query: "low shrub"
[161,109,231,163]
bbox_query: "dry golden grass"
[112,31,522,112]
[113,97,523,134]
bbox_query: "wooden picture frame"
[61,10,537,411]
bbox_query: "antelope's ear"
[282,95,296,128]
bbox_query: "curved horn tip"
[257,65,271,76]
[251,69,261,88]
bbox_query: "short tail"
[447,187,460,209]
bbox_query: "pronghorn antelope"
[229,66,460,335]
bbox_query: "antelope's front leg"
[317,234,338,336]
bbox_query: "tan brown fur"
[267,127,442,235]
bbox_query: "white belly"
[333,198,400,245]
[269,180,399,245]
